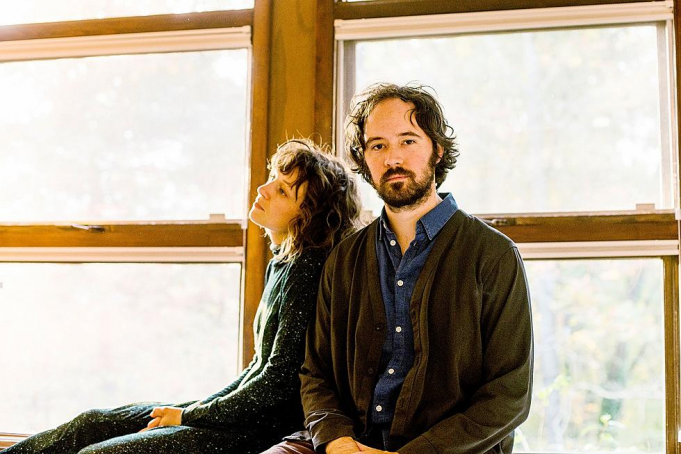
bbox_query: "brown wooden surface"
[0,433,27,449]
[480,212,678,243]
[0,214,672,248]
[0,223,243,247]
[314,0,336,146]
[0,10,252,42]
[670,2,681,448]
[242,0,273,369]
[663,255,680,454]
[675,0,681,227]
[267,0,317,145]
[335,0,657,20]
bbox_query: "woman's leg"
[75,425,252,454]
[2,404,156,454]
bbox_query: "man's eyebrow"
[366,131,422,145]
[365,136,384,146]
[399,131,423,138]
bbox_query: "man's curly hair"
[270,138,363,262]
[345,83,459,189]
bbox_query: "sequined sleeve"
[181,248,326,429]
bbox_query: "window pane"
[0,49,249,222]
[518,259,664,452]
[0,1,253,25]
[352,25,667,215]
[0,263,241,434]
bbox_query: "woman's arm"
[181,249,326,429]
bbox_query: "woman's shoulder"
[283,246,329,274]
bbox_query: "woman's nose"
[257,182,270,198]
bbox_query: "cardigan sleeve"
[300,247,358,451]
[181,249,326,429]
[398,246,533,454]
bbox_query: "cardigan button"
[367,367,375,375]
[375,324,383,331]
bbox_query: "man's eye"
[404,139,416,145]
[278,187,287,196]
[371,144,385,151]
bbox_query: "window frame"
[2,0,681,451]
[0,8,263,445]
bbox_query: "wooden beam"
[663,255,680,454]
[242,0,273,369]
[267,0,317,144]
[478,213,678,243]
[675,0,681,223]
[0,223,243,247]
[0,10,252,42]
[335,0,657,20]
[0,433,27,449]
[314,0,336,146]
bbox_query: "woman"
[4,139,362,454]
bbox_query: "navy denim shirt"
[370,194,458,431]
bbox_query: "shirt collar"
[378,193,458,241]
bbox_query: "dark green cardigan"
[301,210,533,454]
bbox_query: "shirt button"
[390,240,396,246]
[376,405,383,412]
[367,367,375,375]
[397,280,404,287]
[396,326,402,333]
[388,368,395,375]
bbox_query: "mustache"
[380,167,415,185]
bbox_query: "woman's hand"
[139,406,183,432]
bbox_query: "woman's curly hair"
[345,82,459,189]
[270,138,363,262]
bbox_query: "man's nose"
[384,146,404,167]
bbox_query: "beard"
[374,160,437,210]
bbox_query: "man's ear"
[436,144,444,164]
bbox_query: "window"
[335,2,679,453]
[350,24,671,215]
[0,8,252,437]
[0,49,249,221]
[0,263,241,434]
[521,258,665,452]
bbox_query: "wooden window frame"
[2,0,681,450]
[0,7,264,444]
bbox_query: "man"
[264,83,533,454]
